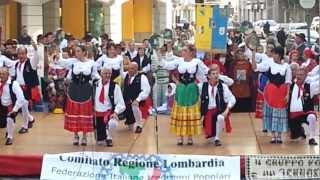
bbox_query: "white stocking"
[6,117,15,139]
[21,102,32,129]
[215,114,225,141]
[307,114,317,139]
[132,104,142,128]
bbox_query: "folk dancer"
[122,62,150,133]
[252,47,292,144]
[96,43,124,84]
[288,68,319,145]
[60,45,100,146]
[13,43,39,131]
[0,67,30,145]
[159,44,209,145]
[199,66,236,146]
[95,67,125,146]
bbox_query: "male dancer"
[200,65,236,146]
[95,67,125,146]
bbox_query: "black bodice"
[179,72,196,84]
[71,73,92,84]
[267,69,285,86]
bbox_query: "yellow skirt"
[170,101,202,136]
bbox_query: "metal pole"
[306,12,311,47]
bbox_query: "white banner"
[40,151,240,180]
[246,155,320,179]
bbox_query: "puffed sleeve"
[159,56,181,70]
[91,61,101,80]
[196,59,209,83]
[255,59,270,72]
[114,84,126,114]
[285,64,292,84]
[222,84,236,109]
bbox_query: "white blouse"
[255,59,292,84]
[96,55,123,71]
[59,58,100,80]
[160,57,209,82]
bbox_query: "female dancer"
[96,43,124,84]
[252,46,292,144]
[59,45,100,145]
[160,44,208,145]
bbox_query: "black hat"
[295,33,306,42]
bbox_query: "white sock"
[6,117,15,139]
[106,129,112,140]
[215,115,225,141]
[21,103,32,128]
[302,123,309,136]
[307,114,317,139]
[132,105,142,128]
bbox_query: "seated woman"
[46,48,69,113]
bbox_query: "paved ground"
[0,112,318,155]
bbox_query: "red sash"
[203,109,232,138]
[95,110,113,123]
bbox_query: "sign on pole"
[195,5,228,53]
[299,0,316,9]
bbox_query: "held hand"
[222,108,229,118]
[8,111,18,119]
[110,113,119,120]
[132,100,139,107]
[285,94,289,104]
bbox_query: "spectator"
[294,33,307,63]
[18,26,32,45]
[263,21,270,35]
[277,28,287,48]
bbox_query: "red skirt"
[203,109,232,138]
[264,83,288,108]
[64,96,93,132]
[139,97,152,120]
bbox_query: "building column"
[61,0,85,39]
[43,0,60,33]
[153,0,172,34]
[3,1,19,40]
[20,0,43,41]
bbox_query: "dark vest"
[133,55,150,71]
[200,81,226,116]
[123,73,142,102]
[108,81,116,111]
[15,59,39,87]
[288,83,314,113]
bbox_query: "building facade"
[0,0,174,44]
[238,0,319,23]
